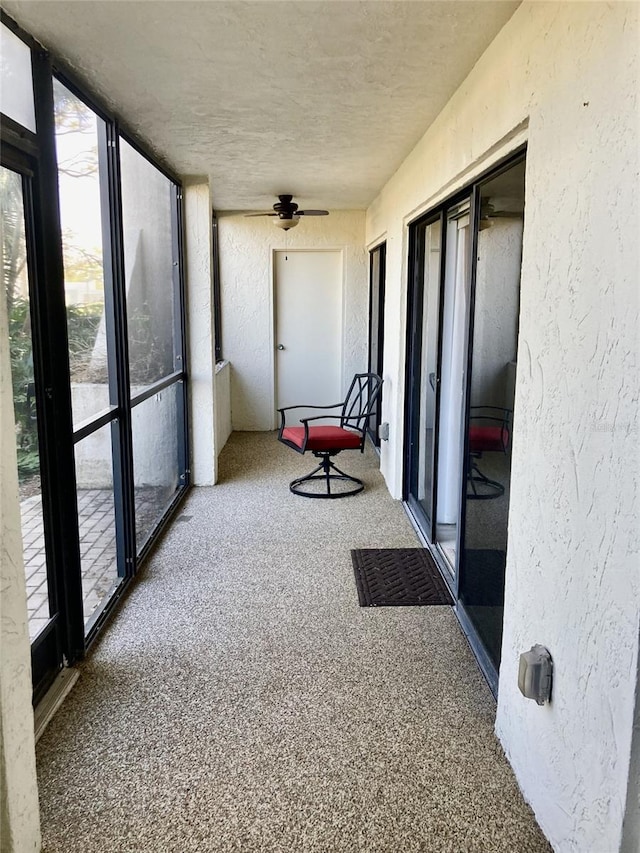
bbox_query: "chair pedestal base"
[467,462,504,500]
[290,452,364,499]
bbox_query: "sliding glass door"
[459,159,525,674]
[406,202,472,582]
[404,152,526,689]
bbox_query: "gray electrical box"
[518,645,553,705]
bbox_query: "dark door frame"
[402,147,527,694]
[403,211,445,548]
[2,129,83,702]
[367,241,386,446]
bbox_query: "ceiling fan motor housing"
[274,195,299,217]
[244,195,328,228]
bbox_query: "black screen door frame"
[2,11,191,703]
[2,136,84,703]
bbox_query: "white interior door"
[275,250,342,424]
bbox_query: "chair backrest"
[340,373,383,431]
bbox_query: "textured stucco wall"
[70,384,178,488]
[365,3,639,851]
[120,142,175,381]
[0,256,41,852]
[218,211,367,430]
[621,642,640,853]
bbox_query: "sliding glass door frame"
[456,161,526,694]
[454,185,481,602]
[403,149,526,692]
[404,210,445,549]
[404,194,479,595]
[367,241,386,446]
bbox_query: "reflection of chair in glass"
[467,406,511,499]
[277,373,383,498]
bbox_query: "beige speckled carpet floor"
[36,432,551,853]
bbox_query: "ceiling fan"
[479,198,525,230]
[245,194,329,230]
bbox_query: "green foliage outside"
[4,83,106,482]
[4,81,172,481]
[8,299,40,479]
[8,298,104,480]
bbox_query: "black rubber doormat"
[351,549,454,607]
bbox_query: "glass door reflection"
[459,159,526,668]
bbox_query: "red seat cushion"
[282,425,362,451]
[469,425,508,453]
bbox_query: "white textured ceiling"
[3,1,519,210]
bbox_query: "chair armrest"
[300,414,360,426]
[277,402,344,414]
[277,403,344,435]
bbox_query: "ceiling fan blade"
[297,210,329,216]
[244,212,277,217]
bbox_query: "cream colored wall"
[365,3,639,851]
[217,211,367,431]
[184,180,233,484]
[214,360,232,455]
[0,255,41,852]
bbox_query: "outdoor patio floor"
[22,489,119,640]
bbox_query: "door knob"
[277,344,285,351]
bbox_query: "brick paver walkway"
[21,489,119,641]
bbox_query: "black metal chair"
[467,406,511,499]
[277,373,383,498]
